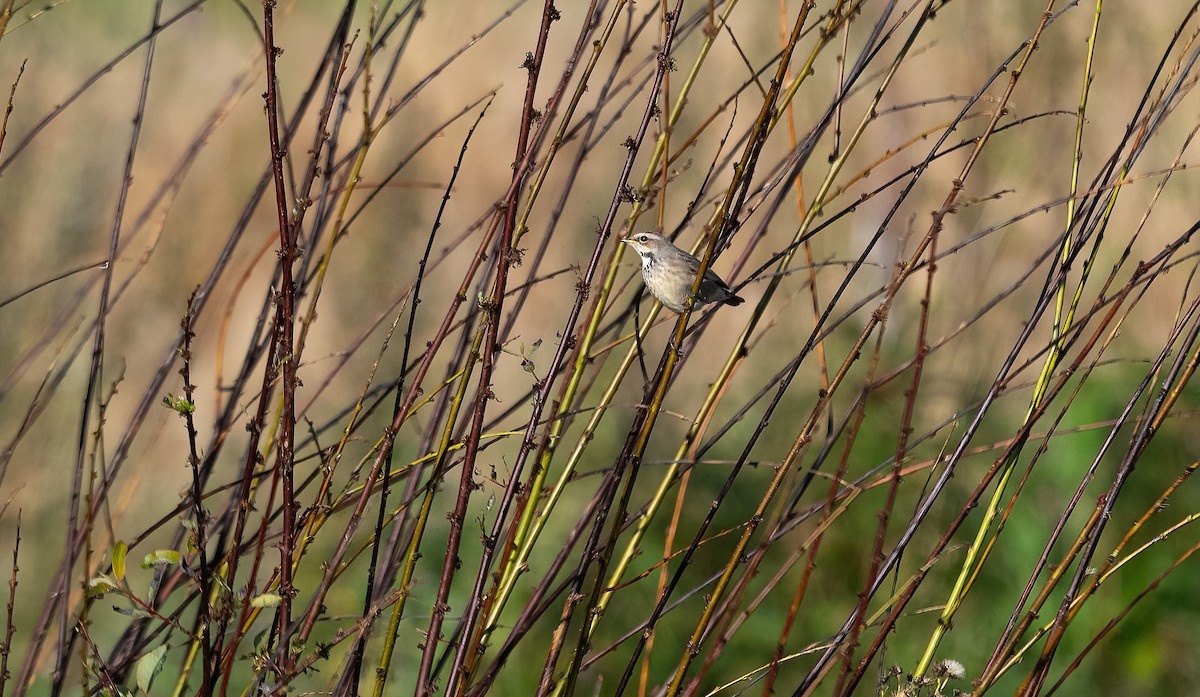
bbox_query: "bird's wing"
[703,267,731,291]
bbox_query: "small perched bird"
[621,231,744,313]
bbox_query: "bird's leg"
[666,334,686,359]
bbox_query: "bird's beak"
[619,237,630,245]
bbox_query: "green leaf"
[161,394,195,415]
[136,644,167,693]
[112,541,127,580]
[86,575,119,598]
[250,592,282,608]
[112,606,151,619]
[140,550,181,569]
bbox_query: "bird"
[621,231,744,313]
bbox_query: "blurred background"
[2,0,1200,695]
